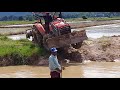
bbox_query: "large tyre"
[71,41,83,49]
[43,34,51,51]
[26,30,32,39]
[32,27,43,47]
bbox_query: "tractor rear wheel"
[32,27,43,47]
[43,34,51,50]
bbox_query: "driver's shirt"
[43,15,53,23]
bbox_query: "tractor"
[26,12,88,51]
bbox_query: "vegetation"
[0,35,46,57]
[0,21,35,26]
[0,35,47,65]
[1,12,120,21]
[0,15,35,21]
[65,17,120,22]
[62,12,120,18]
[0,17,120,26]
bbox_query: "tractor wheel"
[26,30,32,39]
[32,27,43,47]
[43,34,51,51]
[71,41,83,49]
[32,30,38,43]
[36,32,43,47]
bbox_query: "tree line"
[0,15,34,21]
[1,12,120,21]
[62,12,120,18]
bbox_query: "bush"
[82,16,87,19]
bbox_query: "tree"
[82,16,87,19]
[18,16,24,21]
[25,15,34,21]
[1,16,8,21]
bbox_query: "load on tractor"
[26,12,88,51]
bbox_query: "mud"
[0,53,49,66]
[79,36,120,62]
[1,35,119,66]
[57,46,83,62]
[0,24,33,28]
[57,35,120,63]
[0,27,30,35]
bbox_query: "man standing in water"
[49,47,62,78]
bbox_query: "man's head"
[50,47,57,56]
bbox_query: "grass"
[0,20,35,26]
[0,35,46,57]
[0,17,120,26]
[65,17,120,22]
[0,35,48,66]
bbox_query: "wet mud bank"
[79,36,120,62]
[0,36,120,67]
[0,53,49,66]
[57,35,120,63]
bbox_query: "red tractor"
[26,12,88,51]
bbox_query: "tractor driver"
[43,13,53,34]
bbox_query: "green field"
[0,17,120,26]
[0,21,35,26]
[65,17,120,22]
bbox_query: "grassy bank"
[0,35,48,66]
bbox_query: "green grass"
[0,35,46,57]
[65,17,120,22]
[0,20,35,26]
[0,17,120,26]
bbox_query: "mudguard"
[34,23,46,36]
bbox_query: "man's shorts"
[50,71,61,78]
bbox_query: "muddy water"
[7,34,32,41]
[0,61,120,78]
[86,24,120,38]
[7,23,120,40]
[0,27,30,35]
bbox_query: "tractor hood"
[51,18,70,29]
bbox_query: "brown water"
[0,61,120,78]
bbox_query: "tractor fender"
[34,23,46,36]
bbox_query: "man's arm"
[53,58,62,72]
[55,68,62,73]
